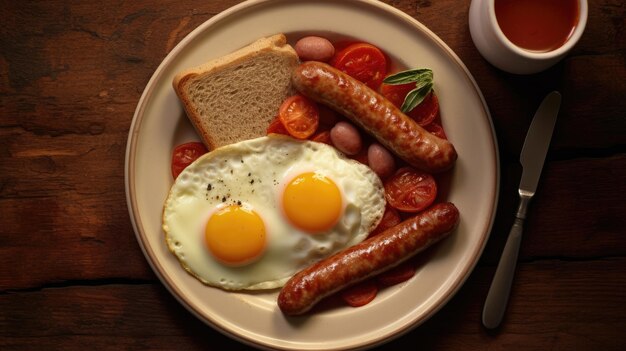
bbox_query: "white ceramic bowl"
[468,0,588,74]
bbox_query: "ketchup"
[495,0,579,52]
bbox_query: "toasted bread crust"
[173,34,299,150]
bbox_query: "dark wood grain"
[1,260,624,350]
[1,0,625,350]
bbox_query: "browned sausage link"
[277,202,460,315]
[292,61,457,173]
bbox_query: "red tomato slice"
[331,43,388,90]
[410,91,439,126]
[278,95,319,139]
[377,261,417,287]
[369,204,401,238]
[384,167,437,213]
[380,84,439,126]
[379,82,409,107]
[266,116,289,135]
[340,281,379,307]
[311,130,332,145]
[424,121,447,139]
[171,142,208,179]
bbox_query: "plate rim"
[125,0,500,349]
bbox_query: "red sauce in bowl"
[495,0,579,52]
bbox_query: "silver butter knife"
[482,91,561,329]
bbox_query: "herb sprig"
[382,68,434,113]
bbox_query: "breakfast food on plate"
[329,121,363,156]
[172,34,299,150]
[366,143,396,179]
[294,36,335,62]
[331,42,388,89]
[162,135,386,290]
[170,142,208,179]
[278,202,460,315]
[291,61,457,173]
[167,33,460,311]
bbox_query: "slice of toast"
[173,34,300,150]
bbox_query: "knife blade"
[482,91,561,329]
[519,91,562,196]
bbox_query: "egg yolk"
[282,172,343,233]
[205,205,266,266]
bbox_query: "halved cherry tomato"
[278,94,319,139]
[311,130,332,145]
[424,121,447,139]
[380,84,439,127]
[377,261,417,286]
[379,82,409,108]
[384,167,437,213]
[369,205,401,238]
[331,43,388,89]
[171,142,208,179]
[410,91,439,126]
[266,116,289,135]
[340,280,379,307]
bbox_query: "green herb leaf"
[383,68,434,113]
[383,68,433,85]
[401,82,433,113]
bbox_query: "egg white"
[162,135,386,290]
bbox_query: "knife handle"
[482,216,524,329]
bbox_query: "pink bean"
[330,121,362,155]
[294,36,335,62]
[367,143,396,179]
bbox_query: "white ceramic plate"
[125,0,499,349]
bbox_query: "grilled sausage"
[277,202,460,315]
[292,61,457,173]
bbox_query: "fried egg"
[162,135,385,290]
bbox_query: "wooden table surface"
[2,0,625,350]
